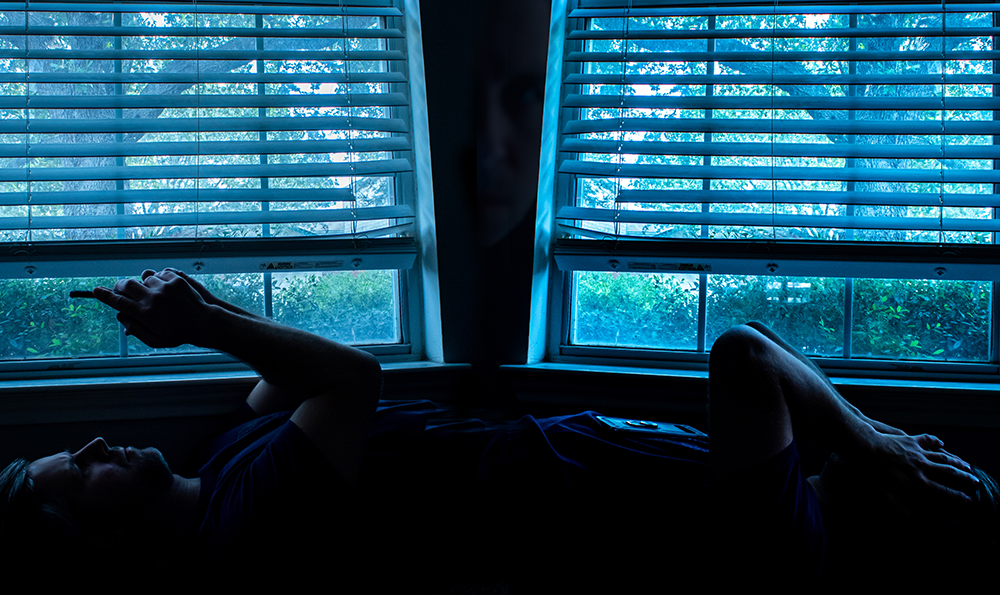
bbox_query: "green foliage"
[0,277,119,359]
[272,270,398,345]
[573,272,990,362]
[705,276,845,356]
[0,270,398,361]
[572,271,699,349]
[852,279,989,361]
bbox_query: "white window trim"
[529,0,1000,382]
[0,0,443,379]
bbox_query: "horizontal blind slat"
[13,3,401,16]
[565,50,996,62]
[2,49,405,61]
[2,137,410,158]
[568,26,998,41]
[0,158,414,182]
[0,72,407,85]
[561,138,1000,160]
[563,118,1000,136]
[559,159,1000,184]
[565,73,1000,86]
[563,94,998,112]
[2,26,404,38]
[571,4,1000,17]
[0,116,409,134]
[0,187,358,206]
[615,189,1000,209]
[0,204,414,231]
[2,92,409,110]
[557,206,1000,233]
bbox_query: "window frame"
[0,0,443,379]
[531,0,1000,382]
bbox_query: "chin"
[133,447,175,498]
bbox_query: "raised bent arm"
[709,323,978,505]
[93,268,381,485]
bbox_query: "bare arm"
[710,323,978,504]
[93,268,381,485]
[744,321,904,437]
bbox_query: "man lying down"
[0,269,996,587]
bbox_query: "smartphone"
[595,415,707,439]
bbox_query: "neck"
[141,475,202,547]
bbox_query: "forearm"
[745,321,902,437]
[711,325,880,466]
[772,349,881,460]
[194,305,378,399]
[712,323,980,503]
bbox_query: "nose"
[74,437,110,463]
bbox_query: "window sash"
[0,1,426,366]
[542,0,1000,370]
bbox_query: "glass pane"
[570,271,699,350]
[852,278,990,361]
[271,270,400,346]
[706,275,845,356]
[0,276,119,359]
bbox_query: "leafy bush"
[573,272,990,362]
[0,277,119,359]
[0,270,398,361]
[572,271,699,350]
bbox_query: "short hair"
[0,459,34,539]
[0,458,89,567]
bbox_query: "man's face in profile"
[28,437,175,525]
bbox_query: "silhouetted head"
[1,437,177,572]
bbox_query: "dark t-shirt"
[189,406,352,567]
[714,439,827,582]
[356,401,712,589]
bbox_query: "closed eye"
[63,450,84,480]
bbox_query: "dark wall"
[422,0,549,412]
[418,0,477,367]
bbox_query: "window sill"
[502,363,1000,429]
[0,361,472,427]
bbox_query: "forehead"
[27,452,78,501]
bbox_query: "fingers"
[920,454,980,502]
[916,433,945,451]
[93,286,141,317]
[166,267,211,299]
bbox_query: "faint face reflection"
[477,0,550,248]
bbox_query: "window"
[0,0,436,373]
[536,0,1000,375]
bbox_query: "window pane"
[0,276,119,359]
[271,270,400,346]
[706,275,845,356]
[570,271,699,350]
[852,278,990,361]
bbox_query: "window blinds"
[556,1,1000,246]
[0,1,415,246]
